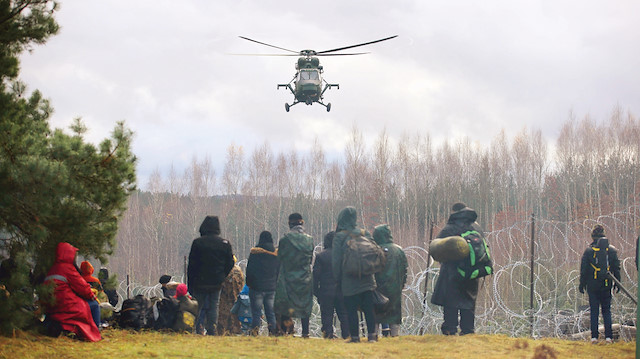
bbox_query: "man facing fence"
[187,215,235,335]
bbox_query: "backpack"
[456,229,493,280]
[342,232,387,278]
[590,237,611,288]
[174,310,196,332]
[118,294,154,330]
[153,297,180,330]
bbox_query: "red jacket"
[44,243,101,342]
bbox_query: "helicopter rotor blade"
[316,52,370,56]
[238,36,299,54]
[316,35,398,55]
[228,53,300,56]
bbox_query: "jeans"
[87,299,101,328]
[249,290,276,332]
[318,294,350,338]
[344,290,376,338]
[192,289,222,335]
[442,306,475,335]
[588,289,613,339]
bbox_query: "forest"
[108,108,639,284]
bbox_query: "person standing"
[331,206,378,343]
[274,213,314,337]
[579,224,621,344]
[217,260,244,335]
[431,202,483,335]
[313,231,350,339]
[187,215,235,335]
[246,231,279,335]
[372,224,408,337]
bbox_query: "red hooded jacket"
[44,243,101,342]
[80,261,101,288]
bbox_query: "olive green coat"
[274,226,314,318]
[373,224,408,324]
[331,207,377,297]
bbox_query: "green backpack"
[456,229,493,280]
[342,232,387,279]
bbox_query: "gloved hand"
[579,285,585,294]
[613,284,621,293]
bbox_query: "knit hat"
[288,213,304,227]
[159,274,172,285]
[174,283,188,298]
[591,224,605,239]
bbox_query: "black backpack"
[118,294,154,330]
[154,297,180,330]
[590,237,612,288]
[342,232,387,279]
[456,229,493,280]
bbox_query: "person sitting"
[173,283,198,333]
[231,284,252,334]
[80,261,110,325]
[159,274,179,298]
[43,242,101,341]
[98,267,119,307]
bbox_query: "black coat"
[431,207,481,310]
[187,216,235,293]
[579,237,621,292]
[246,245,279,292]
[313,247,341,302]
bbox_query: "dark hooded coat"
[331,207,377,297]
[274,225,314,318]
[373,225,408,324]
[313,231,341,302]
[430,206,481,310]
[44,243,101,342]
[579,236,621,292]
[246,231,279,292]
[187,216,235,293]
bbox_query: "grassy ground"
[0,329,635,359]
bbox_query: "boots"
[368,333,378,342]
[347,336,361,343]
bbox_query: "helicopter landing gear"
[326,103,331,112]
[285,103,290,112]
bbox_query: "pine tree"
[0,1,137,334]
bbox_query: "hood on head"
[80,261,94,276]
[199,215,221,236]
[98,268,109,282]
[323,231,335,249]
[174,283,188,298]
[448,205,478,224]
[373,224,393,245]
[257,231,275,251]
[336,207,357,232]
[55,242,78,264]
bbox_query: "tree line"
[109,108,640,285]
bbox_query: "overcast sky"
[19,1,640,189]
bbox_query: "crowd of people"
[14,202,635,343]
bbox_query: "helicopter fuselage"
[278,56,338,111]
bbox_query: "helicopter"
[238,35,398,112]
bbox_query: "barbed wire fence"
[114,205,639,339]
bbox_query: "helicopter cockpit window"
[300,70,319,80]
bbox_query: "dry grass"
[0,330,635,359]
